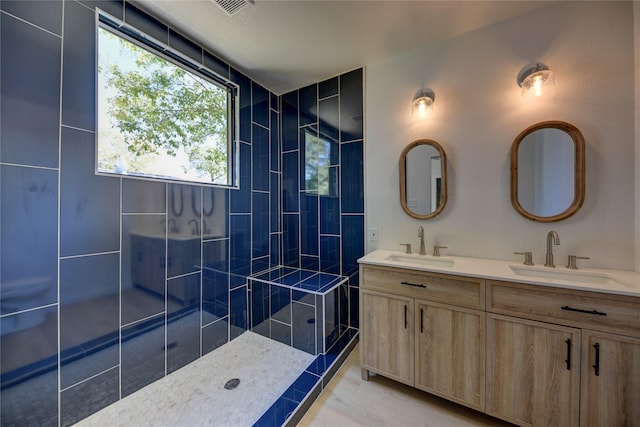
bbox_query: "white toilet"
[1,277,53,334]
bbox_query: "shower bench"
[248,266,350,356]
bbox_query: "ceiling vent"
[212,0,253,16]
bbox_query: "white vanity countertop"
[358,249,640,297]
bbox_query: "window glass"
[97,16,237,186]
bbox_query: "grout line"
[57,2,65,424]
[0,10,62,38]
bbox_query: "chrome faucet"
[417,226,426,255]
[545,230,560,268]
[188,219,199,235]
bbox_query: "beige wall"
[365,1,636,270]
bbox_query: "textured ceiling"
[133,0,554,95]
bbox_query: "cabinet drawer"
[360,265,484,309]
[487,280,640,337]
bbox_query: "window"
[96,13,238,186]
[304,128,338,196]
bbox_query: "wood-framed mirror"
[399,139,447,219]
[510,120,585,222]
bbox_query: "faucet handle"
[567,255,590,270]
[514,251,534,266]
[433,246,448,257]
[400,243,412,254]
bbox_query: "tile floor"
[76,332,315,427]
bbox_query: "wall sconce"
[517,63,555,98]
[412,88,435,118]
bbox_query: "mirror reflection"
[511,121,585,222]
[400,139,447,219]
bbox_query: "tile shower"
[0,1,364,426]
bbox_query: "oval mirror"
[510,121,585,222]
[399,139,447,219]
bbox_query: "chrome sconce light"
[412,88,435,118]
[517,63,554,98]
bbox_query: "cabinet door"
[581,331,640,427]
[415,300,485,411]
[486,314,581,427]
[361,290,414,385]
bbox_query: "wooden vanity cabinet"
[487,280,640,427]
[361,290,415,385]
[361,264,640,426]
[360,265,485,410]
[486,313,581,427]
[580,330,640,427]
[415,300,485,410]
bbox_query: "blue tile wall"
[1,0,63,35]
[300,193,319,256]
[1,304,58,426]
[168,28,203,64]
[202,317,229,355]
[1,166,58,314]
[122,215,167,325]
[1,0,364,423]
[203,239,229,322]
[60,367,119,426]
[339,69,364,142]
[167,273,201,374]
[252,124,270,191]
[230,214,251,277]
[204,51,230,80]
[319,76,338,99]
[341,141,364,214]
[121,315,165,397]
[122,179,166,213]
[60,127,120,257]
[78,0,124,19]
[319,96,339,143]
[1,12,61,168]
[271,172,281,232]
[231,68,252,142]
[231,142,252,213]
[230,286,248,339]
[60,253,119,389]
[299,84,317,127]
[341,214,364,278]
[291,302,316,354]
[252,82,270,128]
[62,0,96,131]
[282,92,299,152]
[0,1,282,424]
[320,236,341,275]
[283,214,300,267]
[252,192,270,260]
[123,3,168,44]
[282,151,299,213]
[271,286,292,324]
[270,109,280,171]
[280,69,364,279]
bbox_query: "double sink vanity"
[363,120,639,425]
[358,249,640,427]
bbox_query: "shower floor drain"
[224,378,240,390]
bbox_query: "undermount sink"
[509,265,632,287]
[385,254,455,268]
